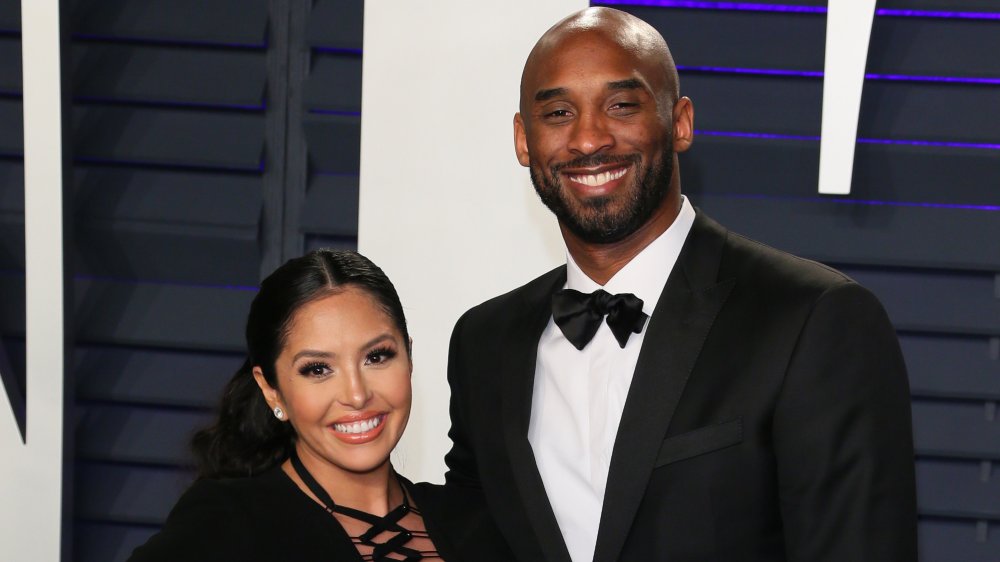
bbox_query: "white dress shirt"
[527,197,695,562]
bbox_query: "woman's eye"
[298,363,331,377]
[365,347,397,366]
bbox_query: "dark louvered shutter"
[60,1,361,560]
[0,2,26,439]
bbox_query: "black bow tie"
[552,288,649,350]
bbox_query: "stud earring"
[273,406,284,420]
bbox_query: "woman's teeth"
[333,416,382,434]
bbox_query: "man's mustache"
[550,153,640,174]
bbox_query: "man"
[445,7,917,562]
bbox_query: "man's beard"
[529,145,675,245]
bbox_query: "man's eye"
[543,109,573,120]
[610,102,639,111]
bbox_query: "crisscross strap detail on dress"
[289,451,441,561]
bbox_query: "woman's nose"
[338,369,372,409]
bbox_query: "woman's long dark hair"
[191,249,409,479]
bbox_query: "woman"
[129,250,509,561]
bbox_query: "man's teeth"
[569,168,627,187]
[333,416,382,434]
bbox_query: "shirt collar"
[565,196,696,316]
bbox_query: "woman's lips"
[329,413,387,444]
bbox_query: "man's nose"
[567,112,614,156]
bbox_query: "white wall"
[0,1,67,560]
[359,0,586,483]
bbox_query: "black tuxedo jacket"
[445,211,917,562]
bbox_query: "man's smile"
[564,165,629,188]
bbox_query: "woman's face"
[255,287,412,476]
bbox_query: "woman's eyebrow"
[291,349,333,362]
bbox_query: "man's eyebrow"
[535,87,567,102]
[608,78,644,91]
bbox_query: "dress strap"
[288,450,437,561]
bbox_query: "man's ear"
[672,97,694,154]
[252,366,281,410]
[514,113,531,167]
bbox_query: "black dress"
[128,467,512,561]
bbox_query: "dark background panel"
[902,334,1000,400]
[695,195,1000,272]
[76,404,213,465]
[0,36,20,93]
[839,267,1000,335]
[74,168,260,226]
[912,400,1000,459]
[0,161,24,270]
[682,136,1000,207]
[683,74,821,136]
[76,463,195,525]
[74,279,252,351]
[880,0,1000,11]
[73,106,264,170]
[858,81,1000,143]
[69,0,267,47]
[0,3,20,31]
[617,7,827,71]
[685,74,1000,142]
[75,345,240,408]
[306,0,364,50]
[917,459,1000,519]
[305,53,362,113]
[868,17,1000,77]
[76,523,158,562]
[75,223,260,287]
[918,518,1000,562]
[73,44,266,108]
[303,113,362,174]
[0,97,23,154]
[301,174,360,238]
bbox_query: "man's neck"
[563,193,681,286]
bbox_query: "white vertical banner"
[359,0,585,483]
[818,0,877,195]
[1,1,67,560]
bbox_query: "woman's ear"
[252,366,281,410]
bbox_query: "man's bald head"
[519,7,680,116]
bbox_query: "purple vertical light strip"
[695,130,1000,150]
[595,1,1000,19]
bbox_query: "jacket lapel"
[500,267,575,562]
[593,212,736,562]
